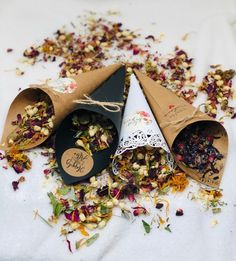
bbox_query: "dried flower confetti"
[175,208,184,216]
[142,220,151,234]
[8,99,54,149]
[173,123,223,180]
[72,111,116,155]
[5,12,232,249]
[12,176,25,191]
[114,146,172,190]
[6,150,31,174]
[199,66,236,119]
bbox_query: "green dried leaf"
[158,185,170,195]
[164,225,172,233]
[121,209,131,220]
[142,220,151,234]
[86,233,99,246]
[100,204,108,215]
[33,210,53,228]
[212,207,221,214]
[48,192,64,218]
[58,186,70,195]
[75,238,87,249]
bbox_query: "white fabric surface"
[0,0,236,260]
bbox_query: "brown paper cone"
[134,69,228,188]
[1,63,123,151]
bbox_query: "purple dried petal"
[97,186,108,197]
[13,164,24,174]
[65,209,79,222]
[17,114,22,123]
[12,181,19,191]
[87,205,95,214]
[156,203,164,209]
[79,189,85,202]
[145,35,155,41]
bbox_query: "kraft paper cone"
[55,66,126,185]
[112,74,173,175]
[134,69,228,188]
[0,63,122,151]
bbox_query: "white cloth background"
[0,0,236,260]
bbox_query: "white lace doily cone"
[112,74,174,175]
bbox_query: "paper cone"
[134,69,228,188]
[112,74,173,175]
[55,66,126,185]
[0,63,123,151]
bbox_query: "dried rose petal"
[128,194,135,202]
[65,209,79,222]
[132,206,147,216]
[43,169,51,175]
[176,208,184,216]
[12,163,24,174]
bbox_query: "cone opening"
[112,145,173,183]
[69,108,118,156]
[172,120,227,186]
[2,88,55,151]
[55,108,119,184]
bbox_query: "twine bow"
[160,104,205,130]
[73,95,123,112]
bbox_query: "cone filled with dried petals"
[134,69,228,188]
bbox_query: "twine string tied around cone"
[160,104,205,130]
[73,95,124,112]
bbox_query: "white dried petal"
[112,198,119,205]
[91,181,99,188]
[33,125,41,132]
[43,128,49,136]
[79,213,86,222]
[214,75,221,80]
[155,162,159,168]
[216,80,223,87]
[87,44,94,51]
[111,182,118,188]
[101,134,108,144]
[76,139,85,148]
[137,153,144,160]
[151,182,158,188]
[71,222,80,230]
[106,201,113,208]
[88,126,97,137]
[90,176,96,183]
[118,202,126,210]
[85,223,97,230]
[8,139,14,145]
[122,30,130,36]
[48,121,54,129]
[98,220,106,229]
[132,162,140,170]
